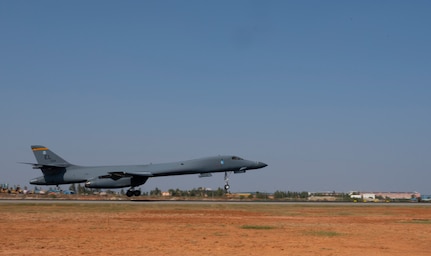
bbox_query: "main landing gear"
[126,187,141,197]
[224,172,231,193]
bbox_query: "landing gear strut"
[224,172,231,193]
[126,187,141,197]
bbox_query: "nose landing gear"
[224,172,231,193]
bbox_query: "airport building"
[349,191,421,200]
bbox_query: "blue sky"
[1,1,430,193]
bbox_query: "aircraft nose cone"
[257,162,268,168]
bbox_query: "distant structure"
[349,191,420,201]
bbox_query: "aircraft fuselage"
[29,155,267,189]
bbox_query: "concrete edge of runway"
[1,199,429,206]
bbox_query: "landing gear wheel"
[224,184,230,191]
[134,190,141,197]
[126,190,134,197]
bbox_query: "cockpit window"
[232,156,243,160]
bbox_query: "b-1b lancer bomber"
[24,145,267,197]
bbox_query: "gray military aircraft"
[25,145,267,197]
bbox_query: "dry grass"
[1,202,431,256]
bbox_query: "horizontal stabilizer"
[19,162,70,169]
[19,162,38,166]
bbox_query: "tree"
[150,187,161,196]
[300,191,309,199]
[255,191,268,199]
[274,190,287,199]
[76,184,90,195]
[215,187,224,197]
[77,184,83,194]
[69,184,77,193]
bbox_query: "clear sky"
[1,1,430,194]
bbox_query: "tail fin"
[31,145,71,167]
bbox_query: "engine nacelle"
[85,176,148,189]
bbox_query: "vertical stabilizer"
[31,145,71,167]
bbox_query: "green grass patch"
[305,230,342,237]
[213,232,228,236]
[240,225,276,230]
[402,219,431,224]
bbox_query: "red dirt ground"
[1,202,430,256]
